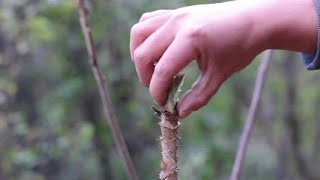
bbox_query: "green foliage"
[0,79,17,95]
[0,0,319,180]
[27,16,54,43]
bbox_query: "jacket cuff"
[301,0,320,70]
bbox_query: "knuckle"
[195,93,210,107]
[179,25,206,54]
[184,25,205,41]
[167,11,188,26]
[133,48,147,63]
[139,12,150,21]
[140,9,171,22]
[171,11,188,21]
[130,24,142,37]
[154,63,169,78]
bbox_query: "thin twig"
[230,50,273,180]
[76,1,138,179]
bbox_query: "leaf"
[164,72,185,113]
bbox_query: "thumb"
[178,75,222,119]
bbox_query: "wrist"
[250,0,317,53]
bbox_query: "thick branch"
[159,110,180,180]
[154,73,184,180]
[77,1,138,180]
[230,50,273,180]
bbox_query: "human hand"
[130,0,317,118]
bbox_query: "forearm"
[250,0,317,54]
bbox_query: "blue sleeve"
[301,0,320,70]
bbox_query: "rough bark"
[159,110,180,180]
[153,73,184,180]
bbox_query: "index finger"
[149,36,196,105]
[130,13,172,62]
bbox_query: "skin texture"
[130,0,317,119]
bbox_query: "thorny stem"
[77,1,138,180]
[159,110,180,180]
[153,73,184,180]
[230,50,273,180]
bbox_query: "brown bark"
[159,110,180,180]
[77,1,138,179]
[153,73,184,180]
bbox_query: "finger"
[139,10,171,22]
[178,73,223,119]
[130,13,172,61]
[134,21,176,86]
[149,36,196,105]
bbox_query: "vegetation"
[0,0,320,179]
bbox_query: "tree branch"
[230,50,273,180]
[76,1,138,179]
[153,73,184,180]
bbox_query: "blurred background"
[0,0,319,179]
